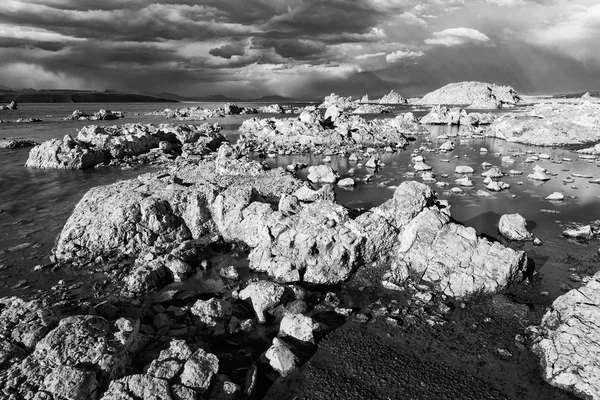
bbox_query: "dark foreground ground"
[265,288,578,400]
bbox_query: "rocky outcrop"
[0,301,142,400]
[258,104,285,113]
[419,105,495,125]
[53,156,302,269]
[376,90,407,104]
[318,93,358,109]
[531,271,600,400]
[25,123,224,169]
[486,102,600,146]
[238,111,422,155]
[416,81,521,108]
[53,151,526,297]
[224,103,257,115]
[147,106,225,120]
[63,109,124,121]
[369,182,527,297]
[0,137,38,148]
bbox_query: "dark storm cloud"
[209,43,246,59]
[0,0,597,97]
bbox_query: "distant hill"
[150,92,313,103]
[552,91,599,99]
[0,89,177,103]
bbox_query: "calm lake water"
[0,102,598,299]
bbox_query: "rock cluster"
[318,93,358,109]
[238,108,424,155]
[487,102,600,146]
[419,105,495,125]
[25,122,225,169]
[375,90,407,104]
[416,81,521,108]
[147,106,225,120]
[63,109,124,121]
[531,271,600,400]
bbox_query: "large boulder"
[25,135,107,169]
[307,165,339,183]
[531,271,600,400]
[415,81,521,108]
[369,182,526,297]
[248,200,364,284]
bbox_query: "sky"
[0,0,599,98]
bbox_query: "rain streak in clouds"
[0,0,599,98]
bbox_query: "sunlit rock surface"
[487,102,600,146]
[415,81,521,108]
[26,123,224,169]
[532,271,600,400]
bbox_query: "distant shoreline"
[0,90,178,103]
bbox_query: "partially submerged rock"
[0,137,38,149]
[375,90,407,104]
[238,111,416,154]
[64,109,124,121]
[531,271,600,400]
[416,81,521,108]
[499,213,533,241]
[26,123,224,169]
[487,102,600,146]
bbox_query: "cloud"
[385,49,424,62]
[425,27,491,46]
[526,4,600,65]
[0,0,597,98]
[209,42,246,59]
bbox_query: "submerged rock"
[531,271,600,400]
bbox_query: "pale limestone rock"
[179,349,219,393]
[532,271,600,400]
[239,281,287,323]
[279,314,320,344]
[499,213,533,241]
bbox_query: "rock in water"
[376,90,407,104]
[369,181,526,297]
[499,213,533,241]
[415,81,521,108]
[307,165,339,183]
[531,271,600,400]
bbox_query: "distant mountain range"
[0,85,317,103]
[552,91,599,99]
[151,92,316,103]
[0,87,177,103]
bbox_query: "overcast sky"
[0,0,599,98]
